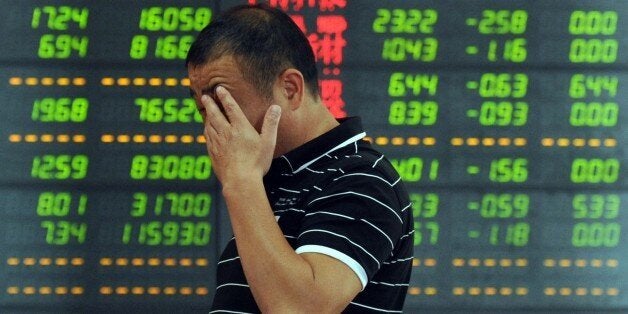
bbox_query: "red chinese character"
[320,79,346,118]
[290,15,307,33]
[248,0,346,11]
[307,15,347,66]
[318,0,346,11]
[249,0,309,11]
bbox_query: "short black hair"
[186,4,319,100]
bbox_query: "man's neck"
[274,99,340,158]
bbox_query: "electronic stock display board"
[0,1,626,313]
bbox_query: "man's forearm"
[222,177,329,312]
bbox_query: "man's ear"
[278,68,304,110]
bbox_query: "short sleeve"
[295,170,406,290]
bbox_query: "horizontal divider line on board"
[7,133,618,147]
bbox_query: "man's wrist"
[221,173,264,199]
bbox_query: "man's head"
[186,4,319,102]
[187,4,339,157]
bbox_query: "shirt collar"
[271,117,366,174]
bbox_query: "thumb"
[261,105,281,146]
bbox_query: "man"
[186,4,413,313]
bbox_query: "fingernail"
[201,95,210,102]
[215,85,226,95]
[270,105,281,114]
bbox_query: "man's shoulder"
[322,140,403,185]
[308,140,410,206]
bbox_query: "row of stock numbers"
[571,194,621,248]
[569,11,619,64]
[135,98,202,123]
[37,192,88,245]
[466,10,528,63]
[466,193,531,247]
[387,73,438,126]
[392,157,529,183]
[410,193,439,246]
[31,155,88,180]
[130,7,211,60]
[32,6,89,59]
[130,155,211,180]
[569,74,619,127]
[32,157,88,245]
[32,98,89,122]
[410,193,532,247]
[469,158,619,184]
[372,9,438,62]
[122,193,212,246]
[467,73,529,126]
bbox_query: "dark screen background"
[0,1,626,313]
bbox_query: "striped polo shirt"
[210,117,413,313]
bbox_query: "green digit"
[72,223,87,244]
[71,155,88,179]
[410,193,439,218]
[130,35,148,59]
[146,7,163,31]
[162,155,178,180]
[605,195,620,219]
[163,221,179,245]
[41,221,55,244]
[195,156,211,180]
[55,221,70,245]
[130,155,148,179]
[147,98,164,122]
[179,7,194,31]
[512,102,528,126]
[55,155,71,179]
[43,6,57,29]
[513,194,529,218]
[77,194,87,215]
[148,155,164,179]
[194,222,211,245]
[426,222,439,244]
[54,98,71,121]
[37,192,54,216]
[73,36,88,57]
[131,193,147,217]
[179,222,194,245]
[70,98,89,122]
[388,101,405,125]
[165,193,178,216]
[163,98,178,122]
[122,223,132,244]
[55,6,70,30]
[73,7,89,29]
[162,7,179,32]
[194,8,212,31]
[38,34,55,58]
[572,194,587,218]
[32,8,42,28]
[178,193,194,217]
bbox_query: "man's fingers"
[202,94,229,133]
[215,86,246,125]
[261,105,281,147]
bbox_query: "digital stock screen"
[0,1,626,313]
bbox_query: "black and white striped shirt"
[210,117,413,313]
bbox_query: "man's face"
[188,56,271,133]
